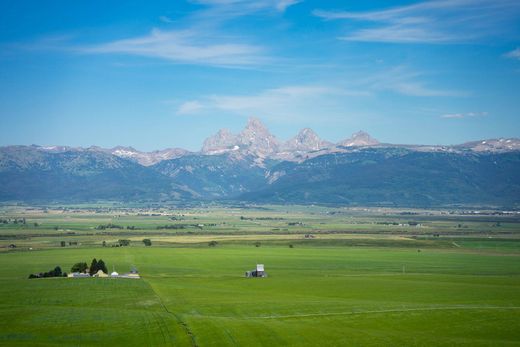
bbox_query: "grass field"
[1,205,519,346]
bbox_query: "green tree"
[71,262,88,273]
[89,258,98,275]
[97,259,108,274]
[208,240,218,247]
[142,239,152,246]
[60,241,66,247]
[53,266,62,277]
[118,239,130,246]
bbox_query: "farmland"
[1,204,520,346]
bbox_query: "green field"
[1,205,520,346]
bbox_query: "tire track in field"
[191,305,520,320]
[142,278,199,347]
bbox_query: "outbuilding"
[245,264,267,278]
[93,270,108,278]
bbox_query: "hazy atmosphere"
[1,0,519,150]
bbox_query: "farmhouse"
[68,272,90,278]
[245,264,267,278]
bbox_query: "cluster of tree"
[118,239,131,246]
[95,223,124,230]
[71,262,88,273]
[0,218,26,224]
[126,226,139,230]
[240,216,284,221]
[69,258,108,275]
[169,216,185,221]
[102,240,130,247]
[29,266,66,279]
[208,240,218,247]
[142,239,152,246]
[157,224,186,230]
[89,258,108,275]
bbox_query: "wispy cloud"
[159,16,174,24]
[505,47,520,60]
[190,0,300,14]
[80,28,267,67]
[23,0,300,68]
[365,66,469,97]
[441,111,488,119]
[174,85,368,120]
[314,0,520,43]
[177,100,205,114]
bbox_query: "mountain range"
[1,118,519,207]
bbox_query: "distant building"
[93,270,108,278]
[110,271,119,277]
[245,264,266,278]
[120,267,140,279]
[68,272,90,278]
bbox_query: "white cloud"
[314,0,520,44]
[177,100,205,114]
[440,111,488,119]
[159,16,174,23]
[174,84,368,120]
[80,28,267,67]
[505,48,520,60]
[366,66,468,97]
[190,0,300,13]
[275,0,301,12]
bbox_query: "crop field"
[1,205,520,346]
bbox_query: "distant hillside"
[151,153,276,199]
[1,118,519,207]
[241,148,520,208]
[0,146,189,202]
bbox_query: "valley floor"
[0,205,519,346]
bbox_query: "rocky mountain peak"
[283,128,330,152]
[339,131,379,147]
[244,117,268,132]
[237,118,280,155]
[201,128,238,154]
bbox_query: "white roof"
[256,264,264,271]
[111,271,119,276]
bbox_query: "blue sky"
[1,0,519,151]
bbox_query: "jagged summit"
[283,128,332,152]
[339,131,379,147]
[201,117,280,156]
[201,129,237,155]
[237,117,280,156]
